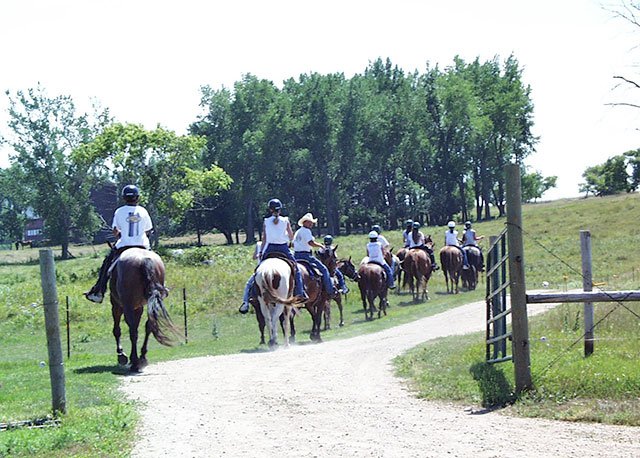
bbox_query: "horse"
[461,245,483,290]
[254,255,299,349]
[357,261,388,320]
[403,248,432,301]
[110,248,179,372]
[251,296,293,346]
[297,260,328,342]
[317,246,343,330]
[395,247,408,290]
[439,246,463,294]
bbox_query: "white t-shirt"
[408,231,425,248]
[463,229,477,246]
[112,205,153,249]
[377,234,390,249]
[367,241,384,263]
[263,216,291,245]
[254,241,262,264]
[445,229,459,246]
[293,227,314,252]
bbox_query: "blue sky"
[1,0,638,200]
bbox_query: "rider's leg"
[85,248,118,303]
[426,247,439,270]
[335,269,348,293]
[382,263,396,288]
[239,274,255,314]
[310,257,335,296]
[459,246,469,269]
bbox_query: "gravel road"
[121,300,639,457]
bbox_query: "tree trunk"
[221,231,233,245]
[245,198,255,244]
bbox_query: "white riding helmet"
[368,230,378,239]
[447,221,456,228]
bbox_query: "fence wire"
[501,221,640,382]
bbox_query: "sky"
[0,0,639,200]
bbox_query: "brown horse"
[403,248,432,301]
[317,246,343,330]
[110,248,179,372]
[461,246,483,290]
[396,247,408,290]
[439,246,463,294]
[297,261,328,342]
[357,262,388,320]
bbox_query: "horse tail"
[142,257,179,347]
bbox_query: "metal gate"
[485,228,511,363]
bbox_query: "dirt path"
[121,301,639,457]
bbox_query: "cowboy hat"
[297,212,318,226]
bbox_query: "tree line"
[0,56,554,255]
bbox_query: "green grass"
[3,192,640,456]
[395,193,640,426]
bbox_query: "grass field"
[2,193,640,456]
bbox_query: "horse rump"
[142,257,180,346]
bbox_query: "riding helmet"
[412,221,420,229]
[465,221,472,228]
[447,221,456,228]
[268,198,282,211]
[122,185,140,200]
[405,219,413,227]
[372,224,382,234]
[368,230,378,239]
[324,235,333,246]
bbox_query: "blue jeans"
[335,269,347,290]
[294,251,335,295]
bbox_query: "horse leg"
[112,303,127,366]
[323,299,331,331]
[139,319,152,369]
[283,306,292,348]
[337,295,344,327]
[124,307,143,372]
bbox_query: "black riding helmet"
[324,235,333,246]
[268,198,282,212]
[122,185,140,202]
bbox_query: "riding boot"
[293,268,309,303]
[84,248,117,303]
[239,275,255,314]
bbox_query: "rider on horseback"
[239,198,308,314]
[293,213,336,297]
[367,231,396,289]
[445,221,470,269]
[84,185,153,303]
[320,234,349,294]
[371,224,396,273]
[462,221,485,271]
[402,219,413,248]
[407,221,439,271]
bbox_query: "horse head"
[338,256,359,282]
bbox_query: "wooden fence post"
[505,163,532,393]
[39,249,66,415]
[581,230,594,357]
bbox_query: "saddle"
[296,259,322,281]
[258,252,297,296]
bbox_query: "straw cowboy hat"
[298,212,318,226]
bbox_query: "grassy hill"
[1,193,640,456]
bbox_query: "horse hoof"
[118,353,128,366]
[129,365,141,374]
[339,322,344,327]
[139,358,148,369]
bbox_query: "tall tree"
[3,86,111,258]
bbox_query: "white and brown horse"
[254,256,299,349]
